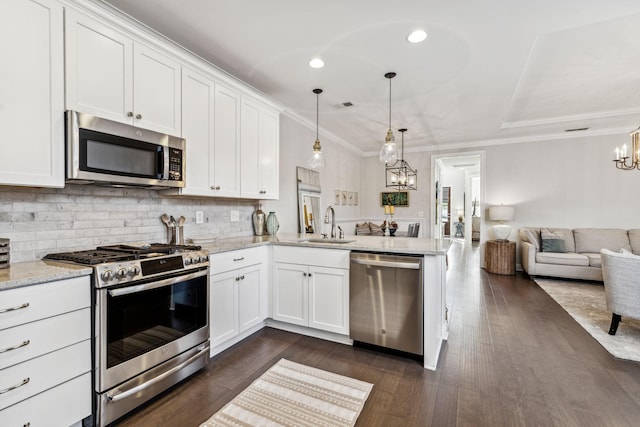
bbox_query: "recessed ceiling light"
[309,58,325,69]
[407,30,427,43]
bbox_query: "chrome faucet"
[324,206,336,238]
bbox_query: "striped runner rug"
[200,358,373,427]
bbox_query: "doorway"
[431,152,485,250]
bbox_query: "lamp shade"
[488,205,514,222]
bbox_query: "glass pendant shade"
[379,129,398,163]
[308,88,325,169]
[308,139,325,169]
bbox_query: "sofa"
[520,228,640,281]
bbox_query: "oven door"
[96,268,209,392]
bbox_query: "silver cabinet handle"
[0,302,29,314]
[127,111,134,117]
[135,113,142,120]
[0,377,30,395]
[233,257,244,262]
[239,275,245,280]
[0,340,30,354]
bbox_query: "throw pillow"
[541,228,566,253]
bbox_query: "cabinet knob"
[127,111,134,117]
[308,273,312,277]
[211,186,221,190]
[135,113,143,120]
[240,275,245,280]
[260,190,266,194]
[303,272,307,277]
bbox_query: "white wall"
[262,114,363,236]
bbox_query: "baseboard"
[265,319,353,346]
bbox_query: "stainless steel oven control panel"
[94,250,209,288]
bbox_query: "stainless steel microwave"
[66,111,185,188]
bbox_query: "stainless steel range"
[45,243,210,426]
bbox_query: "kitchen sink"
[298,238,356,244]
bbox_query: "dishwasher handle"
[351,257,421,270]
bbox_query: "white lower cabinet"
[272,247,349,335]
[0,275,92,425]
[209,247,268,355]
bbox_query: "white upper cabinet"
[241,98,280,199]
[0,0,64,188]
[212,83,241,197]
[174,69,241,197]
[65,10,181,136]
[178,68,215,196]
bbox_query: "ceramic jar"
[266,211,279,235]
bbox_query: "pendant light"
[379,72,398,164]
[385,128,417,190]
[308,88,325,169]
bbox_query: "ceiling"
[102,0,640,155]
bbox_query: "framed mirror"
[299,190,322,234]
[297,166,321,235]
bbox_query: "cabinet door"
[240,98,261,198]
[240,99,280,199]
[212,83,241,197]
[65,9,133,124]
[238,264,266,332]
[308,266,349,335]
[258,108,280,199]
[180,68,215,196]
[133,44,181,135]
[0,0,64,188]
[210,270,238,348]
[272,263,308,326]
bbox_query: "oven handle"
[106,344,208,403]
[107,269,208,297]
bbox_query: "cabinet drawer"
[0,373,91,426]
[0,340,91,411]
[273,246,349,269]
[0,308,90,370]
[211,246,267,273]
[0,276,90,331]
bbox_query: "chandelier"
[385,128,417,190]
[614,127,640,170]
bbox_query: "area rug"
[535,278,640,362]
[200,358,373,427]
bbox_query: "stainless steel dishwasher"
[349,252,423,355]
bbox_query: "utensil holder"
[178,226,184,245]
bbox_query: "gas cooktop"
[44,243,202,265]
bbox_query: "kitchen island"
[203,233,451,370]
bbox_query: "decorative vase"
[252,205,266,236]
[266,212,279,235]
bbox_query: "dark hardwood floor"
[116,241,640,426]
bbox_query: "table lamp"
[489,205,515,241]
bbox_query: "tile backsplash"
[0,185,256,262]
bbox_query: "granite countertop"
[0,261,92,291]
[201,233,452,256]
[1,234,450,292]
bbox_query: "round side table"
[485,240,516,275]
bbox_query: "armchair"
[601,249,640,335]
